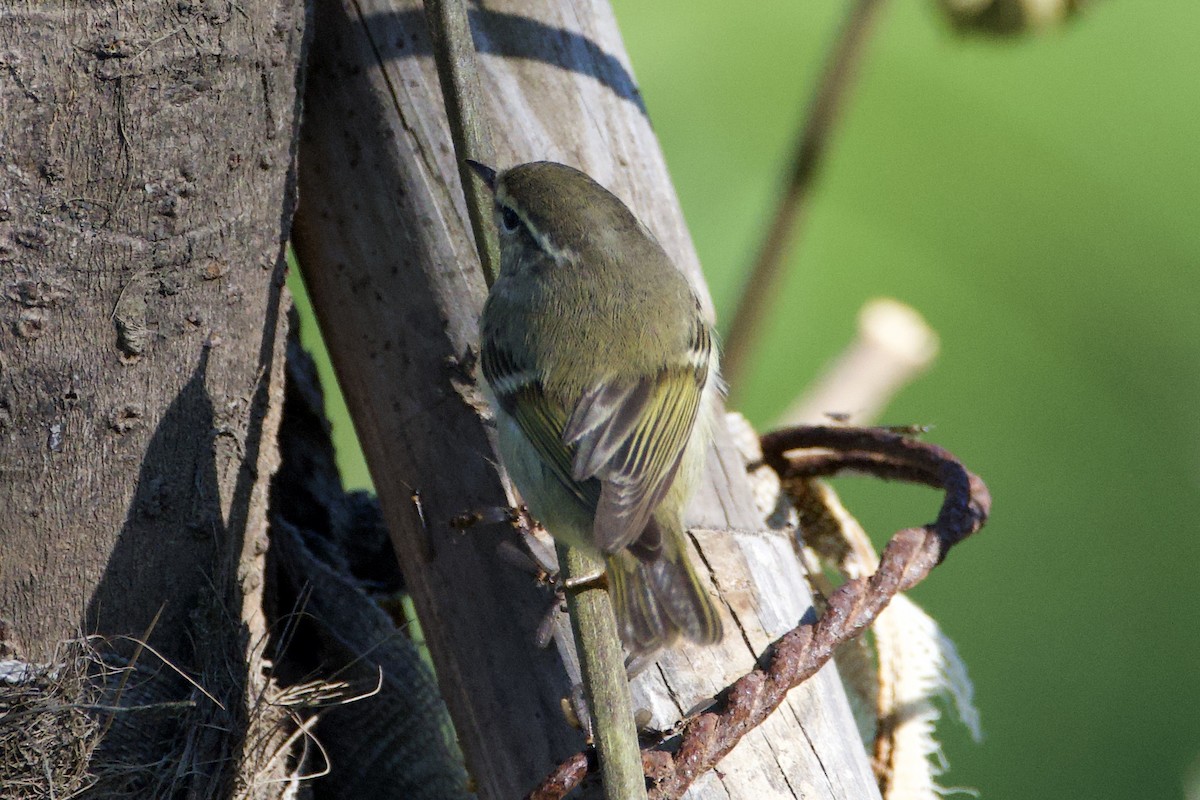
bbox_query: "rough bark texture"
[293,1,879,798]
[0,1,306,795]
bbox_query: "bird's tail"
[606,522,723,655]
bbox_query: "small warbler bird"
[469,160,723,655]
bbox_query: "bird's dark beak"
[465,159,497,192]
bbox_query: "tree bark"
[0,1,306,795]
[293,1,880,797]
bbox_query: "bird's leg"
[463,508,588,652]
[494,535,570,650]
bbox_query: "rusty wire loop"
[527,425,991,800]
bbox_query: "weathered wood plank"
[293,2,879,797]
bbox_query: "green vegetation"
[614,1,1199,797]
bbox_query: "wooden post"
[0,2,306,794]
[293,1,880,797]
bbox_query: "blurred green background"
[291,1,1200,797]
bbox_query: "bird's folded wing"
[563,365,704,555]
[482,338,598,511]
[483,329,711,555]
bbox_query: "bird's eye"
[499,205,521,233]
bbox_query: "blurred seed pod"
[937,0,1087,35]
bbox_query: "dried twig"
[425,4,647,796]
[423,0,500,285]
[527,425,990,799]
[723,0,890,396]
[777,298,939,427]
[558,545,648,800]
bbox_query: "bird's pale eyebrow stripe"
[528,225,577,264]
[495,186,577,264]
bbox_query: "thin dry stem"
[423,0,500,285]
[723,0,890,396]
